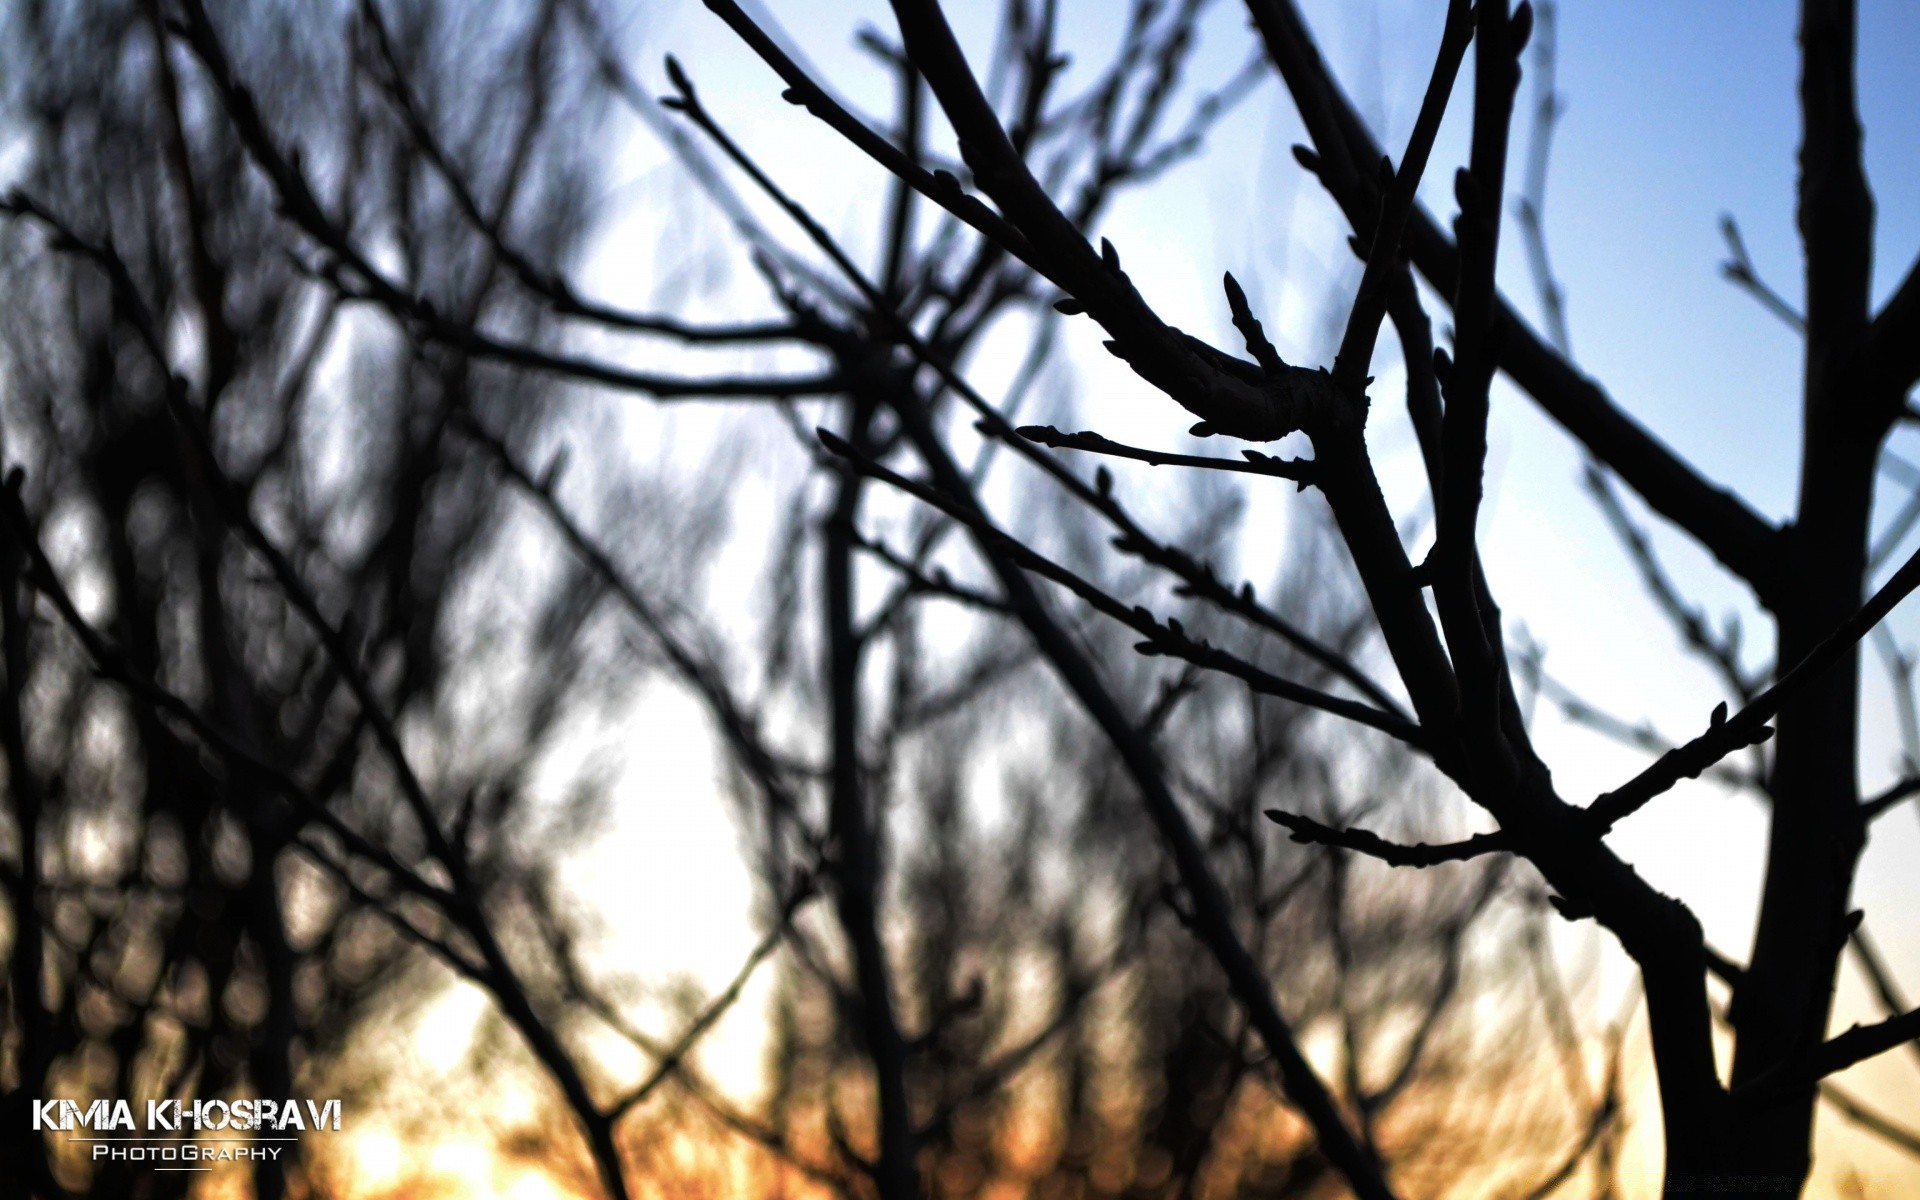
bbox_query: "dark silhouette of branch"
[1430,0,1526,749]
[819,431,1426,748]
[1018,423,1317,483]
[1263,809,1510,868]
[1537,671,1766,794]
[1244,0,1784,602]
[850,529,1014,619]
[1589,541,1920,831]
[698,0,1045,272]
[1740,1006,1920,1100]
[1858,249,1920,413]
[1328,0,1474,395]
[1846,925,1920,1071]
[975,418,1417,727]
[715,0,1345,444]
[1862,775,1920,821]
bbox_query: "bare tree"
[655,0,1920,1195]
[15,1,1911,1199]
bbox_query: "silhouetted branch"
[851,529,1014,619]
[1846,925,1920,1071]
[1589,541,1920,831]
[1244,0,1784,600]
[819,431,1426,748]
[1264,809,1509,868]
[1018,423,1317,483]
[1740,1006,1920,1100]
[1862,776,1920,821]
[1537,671,1765,793]
[1859,249,1920,416]
[972,418,1415,726]
[1329,0,1473,394]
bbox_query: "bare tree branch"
[1263,809,1510,868]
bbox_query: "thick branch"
[1243,0,1783,601]
[1741,1007,1920,1102]
[711,0,1340,441]
[1796,0,1873,367]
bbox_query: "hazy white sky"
[523,1,1920,1190]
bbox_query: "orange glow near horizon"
[142,1023,1912,1200]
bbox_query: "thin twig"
[818,431,1427,748]
[1718,214,1806,333]
[1264,808,1509,867]
[1018,423,1317,482]
[1589,541,1920,831]
[610,882,816,1121]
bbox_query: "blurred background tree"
[0,2,641,1195]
